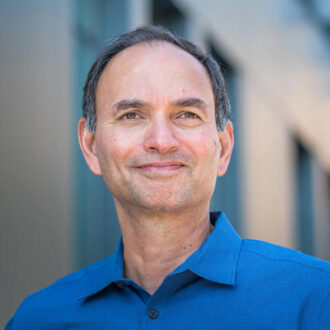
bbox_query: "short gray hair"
[82,25,231,132]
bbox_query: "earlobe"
[217,121,234,177]
[77,118,102,176]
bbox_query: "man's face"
[79,42,233,215]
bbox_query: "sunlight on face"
[91,42,226,215]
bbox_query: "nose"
[143,115,179,153]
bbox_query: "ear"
[217,121,234,177]
[77,118,102,176]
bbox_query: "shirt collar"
[172,212,241,286]
[78,239,124,301]
[78,212,241,301]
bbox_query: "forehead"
[96,41,214,107]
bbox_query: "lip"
[136,161,186,173]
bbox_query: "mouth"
[136,161,186,174]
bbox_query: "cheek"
[96,129,141,167]
[95,131,118,166]
[187,129,220,161]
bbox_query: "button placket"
[147,308,159,320]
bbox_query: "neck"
[115,204,213,295]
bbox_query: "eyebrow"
[171,97,209,115]
[112,99,147,114]
[111,97,209,115]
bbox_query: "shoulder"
[5,256,112,329]
[240,238,330,275]
[239,239,329,327]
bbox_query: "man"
[7,26,329,329]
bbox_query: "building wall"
[241,77,295,248]
[0,1,73,325]
[1,0,329,326]
[176,0,330,255]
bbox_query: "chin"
[138,202,189,215]
[131,189,196,215]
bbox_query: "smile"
[136,161,185,175]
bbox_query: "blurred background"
[1,0,330,325]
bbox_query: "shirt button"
[148,309,159,320]
[115,281,126,289]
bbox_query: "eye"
[120,112,142,120]
[179,112,200,119]
[175,111,202,127]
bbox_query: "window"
[152,0,187,37]
[73,0,128,268]
[295,141,314,255]
[208,42,242,232]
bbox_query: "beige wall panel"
[241,78,295,248]
[177,0,330,171]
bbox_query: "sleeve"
[5,317,16,330]
[4,297,42,330]
[320,293,329,330]
[5,304,26,330]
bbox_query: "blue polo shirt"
[6,212,330,329]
